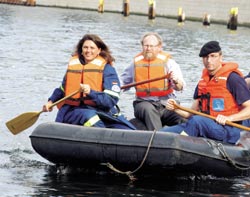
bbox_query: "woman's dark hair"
[74,34,115,65]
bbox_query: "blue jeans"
[160,115,243,144]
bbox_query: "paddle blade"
[5,111,42,135]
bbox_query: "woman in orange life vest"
[161,41,250,144]
[120,32,186,131]
[42,34,135,130]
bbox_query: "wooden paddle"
[173,103,250,131]
[120,73,170,90]
[6,89,81,135]
[6,74,170,135]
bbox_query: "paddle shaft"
[48,89,81,109]
[174,103,250,131]
[120,74,170,90]
[48,75,169,109]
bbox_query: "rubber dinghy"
[30,122,250,178]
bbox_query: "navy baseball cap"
[199,41,221,57]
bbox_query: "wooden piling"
[177,7,185,23]
[98,0,104,13]
[203,13,211,26]
[148,0,156,20]
[123,0,130,17]
[227,7,238,30]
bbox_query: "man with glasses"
[160,41,250,144]
[120,32,186,130]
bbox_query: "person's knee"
[78,110,103,127]
[134,101,154,111]
[188,115,204,124]
[134,102,155,118]
[185,116,213,137]
[84,110,96,118]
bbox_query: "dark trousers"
[133,99,186,131]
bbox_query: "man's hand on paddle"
[165,99,177,111]
[215,114,231,125]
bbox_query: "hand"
[42,101,53,112]
[170,71,179,84]
[215,114,231,125]
[80,84,91,94]
[165,99,177,111]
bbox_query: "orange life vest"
[134,51,173,97]
[198,62,243,116]
[63,55,106,107]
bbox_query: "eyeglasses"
[143,44,159,49]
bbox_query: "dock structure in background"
[0,0,35,6]
[1,0,250,29]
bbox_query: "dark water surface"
[1,4,250,196]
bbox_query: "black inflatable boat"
[30,122,250,178]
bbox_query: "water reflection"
[31,165,250,196]
[1,3,250,196]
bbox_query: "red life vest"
[134,51,173,97]
[63,55,106,107]
[198,62,243,116]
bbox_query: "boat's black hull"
[30,122,250,177]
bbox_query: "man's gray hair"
[140,32,163,45]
